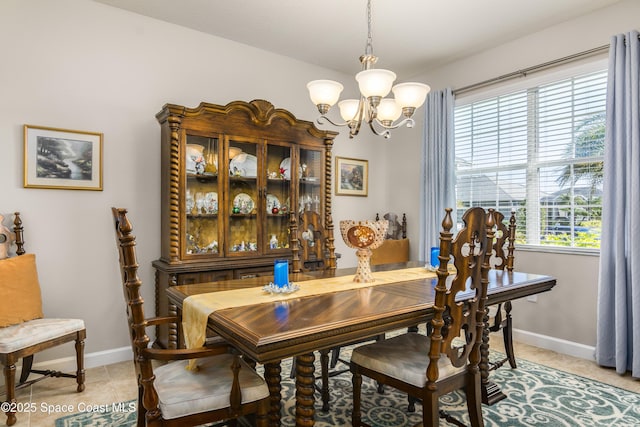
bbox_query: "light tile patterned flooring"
[4,339,640,426]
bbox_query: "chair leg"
[503,301,517,369]
[407,395,419,412]
[329,347,340,368]
[18,355,33,384]
[465,375,484,427]
[319,349,330,412]
[351,367,363,427]
[255,397,270,427]
[137,384,145,427]
[423,390,440,427]
[75,332,86,392]
[289,357,296,379]
[3,363,17,426]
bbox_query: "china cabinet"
[152,99,338,348]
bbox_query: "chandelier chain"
[364,0,374,57]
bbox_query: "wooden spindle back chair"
[488,210,517,370]
[291,210,329,272]
[111,207,269,427]
[350,207,492,427]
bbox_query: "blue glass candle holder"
[274,259,289,287]
[430,247,440,269]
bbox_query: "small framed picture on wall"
[23,124,103,191]
[335,156,368,196]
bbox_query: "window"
[454,69,606,249]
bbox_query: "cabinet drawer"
[177,270,233,285]
[234,266,274,280]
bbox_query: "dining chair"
[370,212,409,266]
[0,212,86,427]
[290,210,379,411]
[336,212,409,372]
[292,210,328,272]
[350,207,491,427]
[487,210,517,370]
[111,208,270,427]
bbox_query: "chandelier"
[307,0,430,139]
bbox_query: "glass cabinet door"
[184,135,220,257]
[299,147,324,216]
[265,143,292,252]
[227,139,259,255]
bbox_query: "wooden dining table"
[166,262,556,427]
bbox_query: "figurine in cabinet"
[186,144,206,174]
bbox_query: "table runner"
[182,267,438,359]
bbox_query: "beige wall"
[1,0,637,367]
[511,250,600,347]
[0,0,398,366]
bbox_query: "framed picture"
[335,156,368,196]
[23,125,103,191]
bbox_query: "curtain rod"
[453,44,609,95]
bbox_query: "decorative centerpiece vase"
[340,220,388,283]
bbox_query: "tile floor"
[4,339,640,426]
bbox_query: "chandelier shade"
[392,82,430,109]
[306,80,344,112]
[355,69,396,99]
[306,0,430,139]
[376,98,402,123]
[338,99,360,121]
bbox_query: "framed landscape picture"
[335,156,368,196]
[23,125,103,190]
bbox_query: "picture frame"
[335,156,368,196]
[23,125,103,191]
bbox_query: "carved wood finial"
[13,212,25,256]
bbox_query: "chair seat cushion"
[0,254,44,327]
[0,318,85,353]
[350,332,465,388]
[154,353,270,420]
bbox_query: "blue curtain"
[596,30,640,377]
[419,88,456,261]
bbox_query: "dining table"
[166,261,556,427]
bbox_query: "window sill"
[516,244,600,257]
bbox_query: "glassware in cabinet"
[185,135,220,256]
[266,143,292,252]
[298,147,324,215]
[227,139,259,254]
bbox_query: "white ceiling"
[93,0,621,78]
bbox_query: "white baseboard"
[513,328,596,361]
[0,346,133,388]
[4,332,595,382]
[32,346,133,373]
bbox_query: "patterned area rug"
[55,350,640,427]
